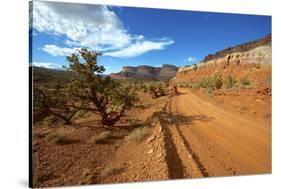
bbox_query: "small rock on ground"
[156,153,163,158]
[147,149,154,155]
[146,135,156,144]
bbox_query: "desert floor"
[32,87,271,187]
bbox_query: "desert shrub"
[133,82,143,91]
[212,75,223,89]
[66,49,138,126]
[87,131,112,144]
[240,77,250,85]
[192,77,210,89]
[179,82,191,88]
[125,127,149,142]
[204,75,222,90]
[191,74,223,91]
[225,75,237,88]
[201,77,212,88]
[192,64,198,71]
[140,83,149,92]
[193,81,201,90]
[146,82,167,98]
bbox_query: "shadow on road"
[149,106,211,178]
[151,111,213,127]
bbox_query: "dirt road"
[160,88,271,178]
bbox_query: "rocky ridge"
[176,34,272,79]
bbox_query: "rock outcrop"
[110,64,178,81]
[175,34,272,82]
[202,34,271,62]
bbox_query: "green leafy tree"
[66,48,138,126]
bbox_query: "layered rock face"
[111,64,178,81]
[159,64,179,79]
[122,66,137,73]
[202,34,271,62]
[175,35,272,84]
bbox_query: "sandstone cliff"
[202,34,271,62]
[175,34,272,84]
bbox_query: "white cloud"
[185,57,197,62]
[32,62,61,69]
[104,38,174,58]
[41,44,79,57]
[32,1,128,51]
[32,1,174,58]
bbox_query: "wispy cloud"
[32,1,174,58]
[41,45,80,57]
[104,38,174,58]
[184,56,197,62]
[32,62,61,69]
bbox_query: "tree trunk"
[49,110,72,125]
[101,111,123,126]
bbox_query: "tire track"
[160,97,208,178]
[160,101,185,179]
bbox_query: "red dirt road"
[160,88,271,178]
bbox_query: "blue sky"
[30,1,271,74]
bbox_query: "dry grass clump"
[125,127,149,142]
[225,75,237,88]
[33,129,50,139]
[100,165,124,177]
[45,132,74,144]
[33,170,53,187]
[33,131,47,139]
[240,77,251,86]
[78,168,95,185]
[87,131,112,144]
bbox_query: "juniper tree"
[66,48,137,126]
